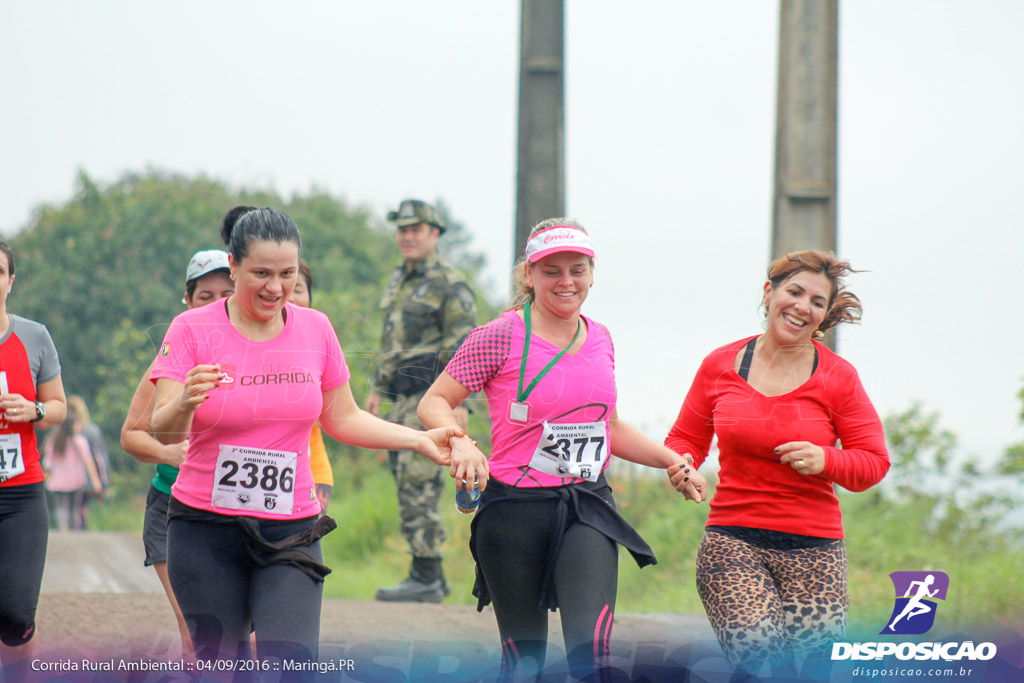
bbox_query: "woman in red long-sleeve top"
[665,250,889,677]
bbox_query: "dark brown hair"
[767,250,862,333]
[50,410,78,456]
[298,258,313,305]
[220,206,301,262]
[0,240,14,276]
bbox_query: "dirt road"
[23,531,727,682]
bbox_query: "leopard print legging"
[696,530,849,675]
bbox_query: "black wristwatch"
[31,401,46,423]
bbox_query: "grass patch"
[320,458,478,600]
[83,468,152,532]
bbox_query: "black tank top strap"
[739,338,818,381]
[738,337,757,381]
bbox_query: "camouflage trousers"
[387,394,446,559]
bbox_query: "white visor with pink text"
[524,225,595,263]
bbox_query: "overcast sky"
[3,0,1022,464]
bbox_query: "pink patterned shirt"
[446,309,617,487]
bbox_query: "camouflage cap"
[387,199,446,233]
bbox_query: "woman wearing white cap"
[419,218,707,681]
[120,249,235,658]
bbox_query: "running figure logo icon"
[881,571,949,635]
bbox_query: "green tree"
[433,197,487,279]
[882,401,958,499]
[883,402,1019,539]
[9,169,496,476]
[995,384,1024,477]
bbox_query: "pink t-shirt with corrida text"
[445,309,617,487]
[151,301,350,520]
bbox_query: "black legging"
[167,514,324,669]
[0,483,48,648]
[474,498,619,681]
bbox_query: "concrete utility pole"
[771,0,838,260]
[514,0,565,261]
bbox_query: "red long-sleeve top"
[665,336,889,539]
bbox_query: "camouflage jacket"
[372,253,477,403]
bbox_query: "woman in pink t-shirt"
[150,206,461,670]
[664,250,889,677]
[43,412,101,531]
[419,219,707,681]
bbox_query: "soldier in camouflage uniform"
[367,199,477,603]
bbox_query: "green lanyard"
[517,301,582,403]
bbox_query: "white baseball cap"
[185,250,230,284]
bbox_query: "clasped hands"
[667,455,708,503]
[415,426,475,468]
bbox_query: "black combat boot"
[438,560,451,598]
[375,557,445,603]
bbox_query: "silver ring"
[10,409,16,416]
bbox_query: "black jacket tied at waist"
[168,497,336,583]
[469,474,656,612]
[236,514,337,583]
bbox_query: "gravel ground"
[13,531,729,682]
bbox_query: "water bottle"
[455,480,480,515]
